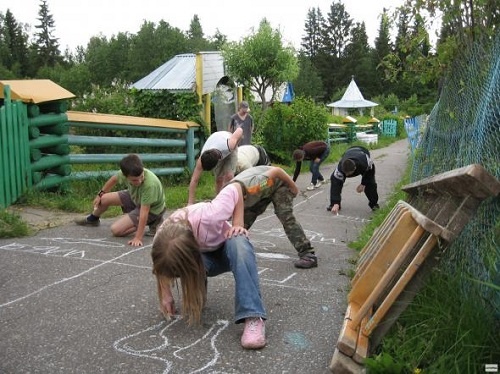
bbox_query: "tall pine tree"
[34,0,61,69]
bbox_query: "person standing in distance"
[328,146,379,214]
[228,101,254,145]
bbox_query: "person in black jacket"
[327,146,379,214]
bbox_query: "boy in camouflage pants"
[230,165,317,269]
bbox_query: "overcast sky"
[5,0,406,52]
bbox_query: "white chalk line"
[113,317,229,374]
[0,245,147,308]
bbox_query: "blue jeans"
[310,145,331,184]
[201,235,267,324]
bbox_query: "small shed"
[327,77,378,116]
[131,51,231,132]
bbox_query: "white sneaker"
[315,181,323,188]
[306,183,315,191]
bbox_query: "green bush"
[258,97,329,163]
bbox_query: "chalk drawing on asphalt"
[44,237,125,248]
[250,227,336,245]
[0,246,144,308]
[113,318,229,374]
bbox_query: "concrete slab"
[0,139,410,374]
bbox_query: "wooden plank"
[67,110,199,130]
[329,348,364,374]
[350,225,425,327]
[402,164,500,199]
[356,203,406,270]
[337,303,360,357]
[349,211,418,304]
[398,200,454,241]
[363,234,438,336]
[353,312,371,364]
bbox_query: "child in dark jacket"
[328,146,379,214]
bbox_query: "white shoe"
[306,183,315,191]
[315,181,323,188]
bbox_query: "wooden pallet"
[330,164,500,373]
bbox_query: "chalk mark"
[0,246,145,308]
[113,318,229,374]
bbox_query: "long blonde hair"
[151,214,206,325]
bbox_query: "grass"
[0,136,402,238]
[366,273,500,373]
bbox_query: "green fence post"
[187,127,195,172]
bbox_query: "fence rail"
[0,90,203,208]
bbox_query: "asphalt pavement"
[0,139,409,374]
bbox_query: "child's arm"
[188,159,204,205]
[228,127,243,151]
[268,167,299,196]
[128,204,150,246]
[157,275,175,319]
[225,183,248,238]
[93,174,118,207]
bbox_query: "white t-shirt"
[201,131,232,159]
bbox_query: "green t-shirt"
[117,168,165,215]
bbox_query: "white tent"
[327,77,378,116]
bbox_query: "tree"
[293,54,324,100]
[127,20,189,83]
[301,7,324,58]
[209,29,228,50]
[0,10,30,77]
[316,0,353,99]
[372,8,394,94]
[222,19,299,110]
[33,0,61,69]
[321,1,352,59]
[186,14,212,52]
[341,22,378,98]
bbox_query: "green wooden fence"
[0,86,31,209]
[0,88,202,209]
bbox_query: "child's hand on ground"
[331,204,340,215]
[161,298,176,320]
[128,237,143,246]
[356,184,365,193]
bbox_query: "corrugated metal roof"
[131,53,196,92]
[327,77,378,108]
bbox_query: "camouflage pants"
[243,185,314,257]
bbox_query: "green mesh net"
[407,33,500,317]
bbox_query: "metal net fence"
[410,33,500,316]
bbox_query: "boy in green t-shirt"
[75,154,166,246]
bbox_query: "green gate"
[0,85,32,209]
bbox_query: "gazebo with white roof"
[327,76,378,116]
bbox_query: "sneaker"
[306,183,315,191]
[146,211,165,237]
[370,204,380,211]
[294,253,318,269]
[241,317,266,349]
[145,227,156,237]
[74,216,100,227]
[314,180,323,188]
